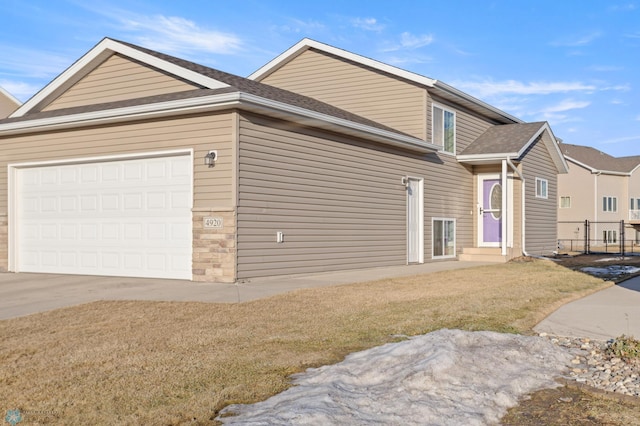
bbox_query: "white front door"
[13,154,193,279]
[407,177,423,263]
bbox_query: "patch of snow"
[218,329,573,425]
[595,257,632,262]
[581,265,640,276]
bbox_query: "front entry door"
[478,176,502,247]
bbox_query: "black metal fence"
[557,220,638,255]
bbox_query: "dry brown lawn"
[0,259,617,424]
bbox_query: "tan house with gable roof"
[558,143,640,250]
[0,86,20,118]
[0,37,567,283]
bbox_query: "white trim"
[431,102,456,155]
[535,177,548,199]
[406,176,424,264]
[565,155,631,176]
[0,92,438,154]
[432,217,456,259]
[477,173,514,249]
[249,38,437,87]
[11,38,229,118]
[458,122,569,174]
[8,149,194,273]
[248,38,522,125]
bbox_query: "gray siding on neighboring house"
[522,134,558,255]
[236,113,475,279]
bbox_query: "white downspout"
[501,160,507,256]
[506,158,528,256]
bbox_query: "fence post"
[621,220,625,256]
[584,219,590,254]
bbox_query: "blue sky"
[1,0,639,157]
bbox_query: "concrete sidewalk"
[0,261,490,320]
[534,276,640,340]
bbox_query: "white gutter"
[0,92,438,153]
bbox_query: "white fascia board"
[457,153,520,164]
[10,38,229,118]
[565,156,629,176]
[0,92,436,153]
[512,122,568,173]
[432,80,523,124]
[0,93,241,134]
[249,38,437,88]
[565,156,597,173]
[237,92,438,153]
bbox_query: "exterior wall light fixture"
[204,150,217,167]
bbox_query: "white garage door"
[15,154,192,280]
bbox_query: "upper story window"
[603,196,617,212]
[535,178,548,199]
[560,196,571,208]
[433,104,456,154]
[631,198,640,210]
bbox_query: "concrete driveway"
[534,276,640,340]
[0,261,490,320]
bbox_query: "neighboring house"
[557,143,640,250]
[0,37,567,283]
[0,86,20,118]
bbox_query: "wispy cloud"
[602,135,640,144]
[0,80,42,102]
[383,54,433,65]
[588,65,623,72]
[0,44,71,79]
[274,18,325,34]
[381,32,434,52]
[451,80,598,97]
[119,15,243,55]
[610,3,637,11]
[541,99,591,113]
[551,31,602,47]
[351,17,385,32]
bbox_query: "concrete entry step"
[458,247,508,263]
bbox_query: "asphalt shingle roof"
[460,122,547,156]
[0,38,413,139]
[560,143,640,173]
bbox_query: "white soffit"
[10,38,229,118]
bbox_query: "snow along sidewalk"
[217,329,574,425]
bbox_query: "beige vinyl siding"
[0,112,234,212]
[259,49,426,139]
[427,95,493,154]
[43,54,199,111]
[236,112,474,279]
[522,133,559,255]
[0,95,18,118]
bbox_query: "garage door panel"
[16,155,192,279]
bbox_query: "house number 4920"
[203,217,223,229]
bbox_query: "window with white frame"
[603,230,617,244]
[603,196,617,212]
[432,104,456,154]
[631,198,640,210]
[535,178,548,199]
[433,218,455,258]
[560,196,571,208]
